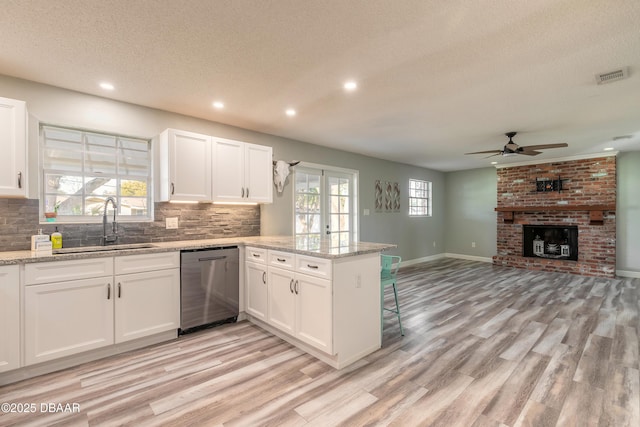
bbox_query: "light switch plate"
[166,217,179,229]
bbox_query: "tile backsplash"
[0,199,260,251]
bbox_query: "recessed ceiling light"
[99,82,114,91]
[344,81,357,91]
[603,147,615,151]
[491,161,498,165]
[212,101,224,109]
[285,109,296,117]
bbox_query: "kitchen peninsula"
[0,236,395,385]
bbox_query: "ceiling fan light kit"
[465,131,568,158]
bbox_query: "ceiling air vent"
[595,67,629,85]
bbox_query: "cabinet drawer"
[246,247,267,264]
[296,255,332,279]
[115,251,179,275]
[25,257,114,285]
[268,250,295,269]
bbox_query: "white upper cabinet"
[212,138,272,203]
[0,97,27,197]
[158,129,272,203]
[158,129,212,202]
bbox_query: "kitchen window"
[40,125,152,223]
[409,179,432,217]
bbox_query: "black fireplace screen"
[522,225,578,261]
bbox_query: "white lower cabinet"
[0,265,20,372]
[295,273,332,353]
[24,252,180,366]
[267,267,296,335]
[245,261,268,321]
[114,268,180,343]
[268,267,332,353]
[24,277,114,365]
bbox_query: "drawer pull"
[277,258,286,262]
[307,264,319,269]
[252,253,261,258]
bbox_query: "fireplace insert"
[522,225,578,261]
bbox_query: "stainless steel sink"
[53,243,156,255]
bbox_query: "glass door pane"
[326,171,352,247]
[295,168,323,249]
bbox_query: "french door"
[294,165,357,249]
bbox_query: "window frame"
[39,124,154,224]
[408,178,432,217]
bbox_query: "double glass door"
[294,166,356,249]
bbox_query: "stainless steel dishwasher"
[180,246,239,334]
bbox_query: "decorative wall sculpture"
[376,180,400,212]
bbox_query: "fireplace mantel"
[495,204,615,225]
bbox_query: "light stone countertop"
[0,236,396,265]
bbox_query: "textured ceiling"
[1,0,639,171]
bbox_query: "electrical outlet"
[166,217,179,229]
[472,242,476,248]
[363,209,370,216]
[433,241,436,247]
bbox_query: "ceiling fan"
[465,132,568,157]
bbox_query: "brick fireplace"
[493,155,616,278]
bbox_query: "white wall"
[0,74,445,262]
[443,167,497,259]
[617,151,640,274]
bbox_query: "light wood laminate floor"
[1,259,639,426]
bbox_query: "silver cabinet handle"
[262,271,266,284]
[18,172,22,189]
[117,283,121,298]
[290,279,294,293]
[307,264,319,269]
[294,280,299,295]
[241,187,245,198]
[107,283,111,300]
[171,182,175,195]
[246,187,249,198]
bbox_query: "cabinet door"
[115,269,180,343]
[212,138,245,202]
[245,143,273,203]
[296,274,333,354]
[267,267,296,334]
[0,97,27,197]
[24,278,114,365]
[168,129,212,201]
[0,266,20,372]
[246,261,268,321]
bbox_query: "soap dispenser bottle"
[51,227,63,249]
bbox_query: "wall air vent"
[595,67,629,85]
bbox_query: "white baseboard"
[400,253,446,267]
[616,270,640,278]
[400,253,494,267]
[444,253,494,263]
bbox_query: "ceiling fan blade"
[521,143,568,150]
[465,150,503,155]
[518,150,542,156]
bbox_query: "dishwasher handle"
[198,256,227,262]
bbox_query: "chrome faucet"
[102,197,118,245]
